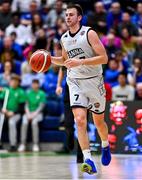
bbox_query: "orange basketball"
[29,49,51,73]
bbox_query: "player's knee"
[75,115,86,128]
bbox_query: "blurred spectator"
[0,61,12,87]
[116,12,139,37]
[43,64,59,97]
[115,50,130,74]
[11,0,41,13]
[104,82,112,101]
[101,32,121,48]
[45,0,65,28]
[31,13,44,36]
[121,27,136,55]
[21,62,45,89]
[5,12,32,46]
[128,58,142,86]
[101,33,121,57]
[0,36,23,61]
[101,0,115,10]
[45,0,56,9]
[107,2,122,30]
[0,50,21,75]
[93,2,107,35]
[64,0,93,12]
[0,1,12,31]
[112,72,135,101]
[18,79,46,152]
[104,58,120,87]
[133,36,142,59]
[0,74,26,151]
[20,0,44,26]
[132,3,142,35]
[55,17,67,40]
[135,83,142,100]
[34,29,48,50]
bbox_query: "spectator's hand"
[7,111,14,117]
[26,113,33,121]
[1,108,7,114]
[30,112,38,119]
[0,87,3,91]
[56,86,63,95]
[118,62,124,72]
[134,67,139,74]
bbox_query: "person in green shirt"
[0,74,26,152]
[18,79,46,152]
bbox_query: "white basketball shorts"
[66,75,106,114]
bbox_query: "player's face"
[65,8,81,28]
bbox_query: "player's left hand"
[64,59,82,68]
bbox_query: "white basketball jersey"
[61,26,103,78]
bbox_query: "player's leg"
[8,114,20,151]
[92,112,111,166]
[31,113,43,152]
[86,75,111,166]
[18,114,29,152]
[72,107,97,174]
[72,107,89,151]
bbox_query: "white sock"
[102,140,109,148]
[82,149,92,160]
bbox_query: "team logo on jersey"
[94,102,100,108]
[67,48,84,58]
[80,31,85,36]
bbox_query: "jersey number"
[74,94,79,101]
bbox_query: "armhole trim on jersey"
[87,28,94,47]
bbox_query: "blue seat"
[39,130,66,143]
[40,116,61,130]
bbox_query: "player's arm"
[51,45,67,66]
[81,30,108,65]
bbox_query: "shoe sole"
[81,163,97,175]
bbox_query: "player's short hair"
[66,4,83,16]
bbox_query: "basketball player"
[51,4,111,174]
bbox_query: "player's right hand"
[56,86,63,95]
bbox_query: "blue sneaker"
[81,159,97,174]
[101,146,111,166]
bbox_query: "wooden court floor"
[0,153,141,179]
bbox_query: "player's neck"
[69,24,81,34]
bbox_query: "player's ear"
[78,15,82,22]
